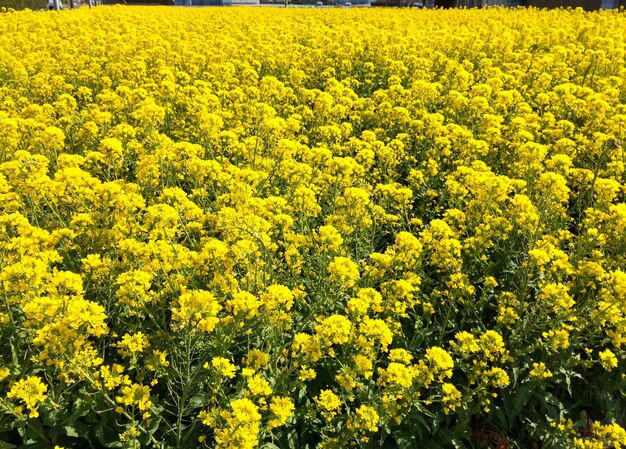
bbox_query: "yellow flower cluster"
[5,376,47,418]
[0,5,625,449]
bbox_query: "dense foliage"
[1,5,626,449]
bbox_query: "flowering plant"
[1,5,626,449]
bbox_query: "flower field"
[0,5,626,448]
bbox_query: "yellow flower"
[350,405,379,433]
[4,6,626,447]
[538,282,575,312]
[599,349,618,371]
[0,367,10,383]
[358,318,393,351]
[389,348,413,365]
[7,376,48,418]
[379,362,415,388]
[208,357,237,379]
[425,347,454,378]
[315,315,352,346]
[172,290,221,333]
[98,364,129,390]
[441,383,462,413]
[116,384,153,412]
[268,396,295,428]
[485,367,510,388]
[529,362,553,380]
[117,332,150,358]
[316,225,344,252]
[260,285,294,311]
[213,398,261,449]
[246,374,272,396]
[479,330,507,362]
[315,390,342,417]
[227,291,261,319]
[327,256,361,288]
[298,367,317,381]
[452,331,480,356]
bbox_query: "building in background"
[175,0,259,5]
[435,0,621,7]
[456,0,522,5]
[523,0,621,9]
[168,0,625,7]
[435,0,521,6]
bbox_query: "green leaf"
[393,433,418,449]
[285,427,300,449]
[65,425,81,438]
[0,441,17,449]
[25,419,44,443]
[95,424,124,449]
[510,384,532,423]
[260,443,281,449]
[67,397,92,422]
[16,442,50,449]
[417,438,445,449]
